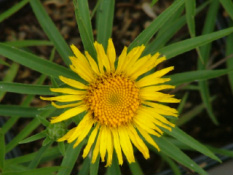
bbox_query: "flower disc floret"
[85,74,140,128]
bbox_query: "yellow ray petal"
[99,126,107,162]
[83,124,100,158]
[118,126,135,163]
[68,113,92,142]
[128,124,149,159]
[94,42,111,73]
[73,119,94,148]
[115,46,127,74]
[127,54,152,78]
[92,133,101,163]
[137,126,160,151]
[57,127,76,142]
[122,45,145,73]
[111,128,123,165]
[140,91,175,102]
[59,76,87,89]
[51,102,81,109]
[140,85,175,93]
[105,127,113,167]
[50,88,86,95]
[40,94,84,102]
[136,77,171,88]
[133,113,163,135]
[85,51,100,75]
[50,105,87,124]
[144,102,178,117]
[131,55,166,80]
[70,64,93,83]
[107,38,116,71]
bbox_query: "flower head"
[41,39,180,166]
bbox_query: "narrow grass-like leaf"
[177,92,189,114]
[0,59,10,66]
[207,145,233,158]
[151,137,207,175]
[176,96,216,126]
[19,131,46,144]
[226,27,233,93]
[106,152,121,175]
[197,0,220,125]
[159,27,233,59]
[0,105,40,117]
[143,1,208,55]
[57,142,84,175]
[220,0,233,20]
[164,127,220,162]
[185,0,196,37]
[78,156,90,175]
[5,40,53,47]
[2,166,60,175]
[6,107,55,153]
[30,0,72,65]
[0,63,19,101]
[169,69,232,86]
[0,83,52,95]
[58,142,66,156]
[129,0,185,50]
[90,155,100,175]
[5,147,60,165]
[160,153,181,175]
[0,129,5,170]
[28,142,52,169]
[0,0,30,23]
[0,43,78,80]
[96,0,115,49]
[128,161,144,175]
[73,0,96,58]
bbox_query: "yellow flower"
[41,39,180,166]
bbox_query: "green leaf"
[128,160,144,175]
[0,105,40,117]
[57,141,84,175]
[176,96,216,126]
[106,152,121,175]
[0,43,78,80]
[207,145,233,158]
[96,0,115,50]
[0,0,30,23]
[0,59,10,67]
[28,142,52,169]
[0,82,52,95]
[30,0,72,65]
[169,69,233,86]
[197,0,220,125]
[0,129,5,170]
[220,0,233,20]
[90,155,100,175]
[164,127,220,162]
[5,147,60,165]
[78,156,90,175]
[5,40,53,47]
[5,107,55,153]
[2,166,60,175]
[160,153,181,175]
[129,0,185,50]
[58,142,66,156]
[159,27,233,59]
[143,1,209,55]
[185,0,196,37]
[0,63,19,101]
[226,25,233,93]
[151,137,207,175]
[19,132,46,144]
[73,0,96,58]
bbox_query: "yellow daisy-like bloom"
[41,39,180,166]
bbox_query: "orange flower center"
[85,74,140,127]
